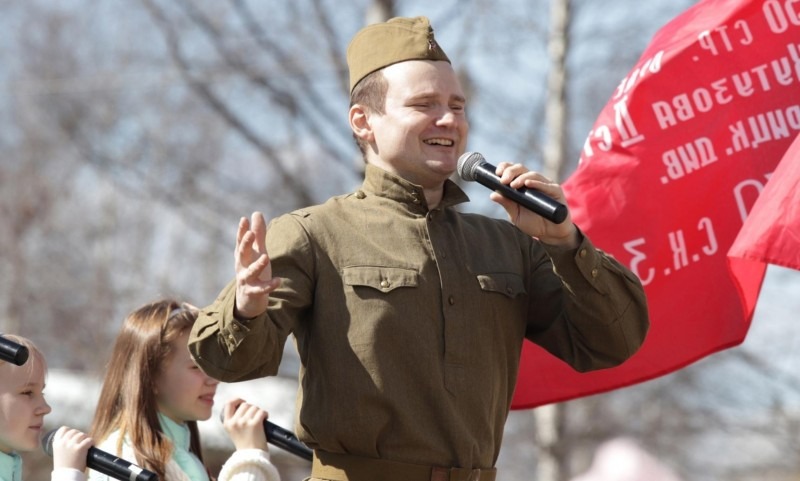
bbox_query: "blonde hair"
[89,300,206,480]
[0,334,47,381]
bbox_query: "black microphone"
[0,335,29,366]
[220,411,313,461]
[42,429,158,481]
[457,152,568,224]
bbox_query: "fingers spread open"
[251,212,268,253]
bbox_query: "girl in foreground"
[88,300,280,481]
[0,334,92,481]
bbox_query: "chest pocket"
[342,266,419,293]
[477,272,526,298]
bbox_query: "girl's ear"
[349,104,374,143]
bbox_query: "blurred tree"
[536,0,570,480]
[7,2,800,481]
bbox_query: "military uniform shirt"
[189,164,649,469]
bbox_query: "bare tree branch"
[141,0,315,206]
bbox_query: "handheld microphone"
[457,152,568,224]
[42,429,158,481]
[220,411,313,461]
[0,335,29,366]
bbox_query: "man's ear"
[349,104,374,143]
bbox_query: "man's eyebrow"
[407,93,437,101]
[407,93,466,103]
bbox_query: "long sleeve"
[527,231,649,371]
[50,468,87,481]
[218,449,280,481]
[189,214,315,383]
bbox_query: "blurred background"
[2,0,799,480]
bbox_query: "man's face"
[366,60,468,188]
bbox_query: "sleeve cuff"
[542,229,608,295]
[219,449,281,481]
[51,468,87,481]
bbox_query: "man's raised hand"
[234,212,281,319]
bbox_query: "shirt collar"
[158,412,191,451]
[157,414,210,481]
[0,451,21,481]
[361,164,470,211]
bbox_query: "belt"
[312,451,497,481]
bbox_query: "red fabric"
[728,133,800,312]
[512,0,800,409]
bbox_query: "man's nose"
[437,109,459,126]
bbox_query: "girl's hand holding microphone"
[221,398,269,452]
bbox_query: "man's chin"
[428,154,458,170]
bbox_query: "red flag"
[728,133,800,318]
[512,0,800,409]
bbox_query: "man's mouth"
[424,138,455,147]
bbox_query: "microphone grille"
[456,152,484,182]
[41,428,57,457]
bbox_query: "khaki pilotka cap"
[346,16,451,93]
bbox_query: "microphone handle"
[264,420,313,461]
[88,448,158,481]
[0,335,29,366]
[474,163,568,224]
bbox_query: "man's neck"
[423,185,444,209]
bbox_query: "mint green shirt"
[0,452,21,481]
[158,414,208,481]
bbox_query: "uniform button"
[232,324,240,331]
[441,251,447,259]
[506,287,513,295]
[356,191,366,199]
[448,296,455,305]
[579,249,587,258]
[380,280,390,289]
[591,268,598,278]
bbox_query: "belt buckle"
[468,469,481,481]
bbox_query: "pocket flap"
[342,266,419,293]
[477,272,526,298]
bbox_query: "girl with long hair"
[88,300,280,481]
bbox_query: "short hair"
[350,70,388,161]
